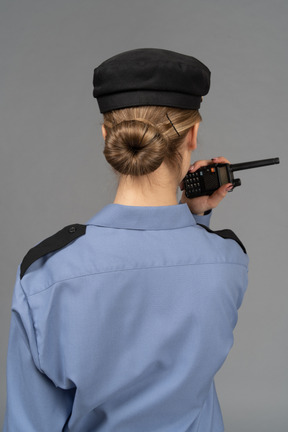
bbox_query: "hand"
[180,157,233,215]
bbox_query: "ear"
[102,124,107,140]
[187,123,199,151]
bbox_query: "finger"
[189,157,231,172]
[207,183,233,208]
[211,156,231,164]
[188,159,215,172]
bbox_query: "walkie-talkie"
[183,157,280,198]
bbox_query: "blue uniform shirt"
[4,204,248,431]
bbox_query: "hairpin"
[166,113,180,137]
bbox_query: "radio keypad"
[184,171,202,197]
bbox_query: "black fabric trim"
[197,224,247,254]
[96,90,202,113]
[20,224,87,279]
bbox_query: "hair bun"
[104,119,168,176]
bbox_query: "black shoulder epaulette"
[197,224,247,254]
[20,224,86,279]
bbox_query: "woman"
[4,49,248,431]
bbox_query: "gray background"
[0,0,287,430]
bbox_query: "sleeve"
[193,210,212,227]
[3,268,74,432]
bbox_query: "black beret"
[93,48,210,113]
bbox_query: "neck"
[113,164,179,206]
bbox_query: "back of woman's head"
[103,106,201,177]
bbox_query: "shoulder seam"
[19,279,43,372]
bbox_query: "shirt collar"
[86,203,196,230]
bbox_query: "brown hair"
[102,106,201,176]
